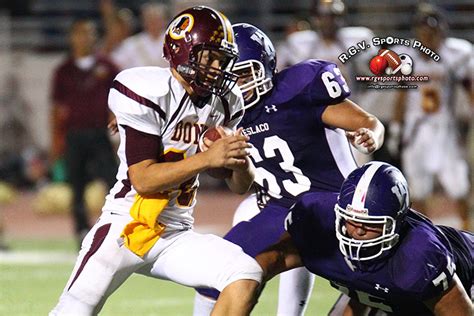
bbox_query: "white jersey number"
[331,282,393,313]
[321,67,350,98]
[249,135,311,198]
[432,255,456,291]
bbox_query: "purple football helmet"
[232,23,276,109]
[335,161,410,262]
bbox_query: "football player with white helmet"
[194,23,385,316]
[257,162,473,315]
[50,6,263,315]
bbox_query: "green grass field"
[1,239,340,315]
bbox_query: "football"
[199,126,233,179]
[378,49,402,74]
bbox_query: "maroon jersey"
[51,55,119,131]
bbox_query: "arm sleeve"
[124,126,161,166]
[298,61,352,125]
[396,236,456,301]
[419,249,456,301]
[308,62,351,106]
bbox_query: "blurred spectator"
[390,3,473,230]
[283,16,311,37]
[276,0,374,83]
[111,2,169,69]
[0,70,49,189]
[98,0,135,56]
[50,18,119,247]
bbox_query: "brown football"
[378,49,402,74]
[199,127,233,179]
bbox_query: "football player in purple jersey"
[255,162,473,316]
[194,23,385,315]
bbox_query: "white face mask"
[233,60,273,109]
[334,203,400,262]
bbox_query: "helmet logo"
[210,26,225,44]
[391,181,408,211]
[169,14,194,40]
[347,204,368,215]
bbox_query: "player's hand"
[200,126,231,152]
[346,128,378,154]
[108,118,118,135]
[202,128,251,170]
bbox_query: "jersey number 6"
[321,67,350,98]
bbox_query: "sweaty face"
[345,220,383,240]
[190,47,237,97]
[198,48,234,69]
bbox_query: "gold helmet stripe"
[215,10,234,43]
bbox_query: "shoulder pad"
[115,67,171,99]
[274,59,349,104]
[391,229,455,300]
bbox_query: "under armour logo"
[375,284,389,293]
[265,105,277,113]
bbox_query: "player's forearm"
[225,158,255,194]
[322,99,385,150]
[129,153,210,195]
[427,275,473,316]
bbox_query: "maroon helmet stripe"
[112,80,166,120]
[67,223,111,291]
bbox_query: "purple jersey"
[196,60,356,300]
[240,59,356,208]
[287,191,473,315]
